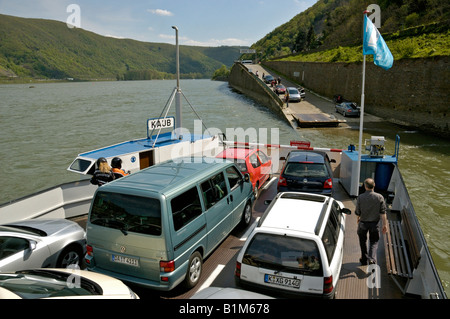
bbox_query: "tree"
[294,29,308,52]
[306,25,317,50]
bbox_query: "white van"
[85,157,254,291]
[235,192,351,298]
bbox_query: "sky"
[0,0,318,47]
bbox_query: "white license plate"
[264,274,300,288]
[111,254,139,267]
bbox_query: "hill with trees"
[0,14,242,81]
[248,0,449,62]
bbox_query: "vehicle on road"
[263,75,274,84]
[85,157,254,291]
[235,192,351,298]
[216,148,272,198]
[274,84,286,95]
[298,86,306,99]
[0,219,86,272]
[277,150,335,196]
[335,102,360,117]
[285,87,301,102]
[0,268,139,299]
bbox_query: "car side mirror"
[279,156,286,161]
[29,240,37,251]
[244,173,250,183]
[330,159,336,163]
[341,208,351,215]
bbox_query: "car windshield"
[90,191,161,236]
[243,233,323,276]
[284,162,328,178]
[0,271,101,298]
[288,88,298,94]
[232,159,247,172]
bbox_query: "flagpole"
[356,54,366,196]
[356,11,369,197]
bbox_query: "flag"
[363,15,393,70]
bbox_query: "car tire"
[57,245,82,268]
[240,201,252,227]
[253,182,260,199]
[185,251,202,289]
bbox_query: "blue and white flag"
[363,15,393,70]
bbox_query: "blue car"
[335,102,360,117]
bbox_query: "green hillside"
[0,14,242,81]
[249,0,450,61]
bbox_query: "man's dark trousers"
[357,221,380,264]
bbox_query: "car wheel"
[253,182,259,199]
[185,251,202,289]
[57,245,82,268]
[240,201,252,227]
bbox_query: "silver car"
[0,219,86,272]
[335,102,361,117]
[286,87,301,102]
[0,268,139,299]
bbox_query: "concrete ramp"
[293,113,343,127]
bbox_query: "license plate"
[111,254,139,267]
[264,274,300,289]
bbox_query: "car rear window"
[242,233,323,276]
[90,191,161,236]
[284,162,328,178]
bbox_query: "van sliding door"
[201,172,232,254]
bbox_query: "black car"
[277,150,335,196]
[263,75,274,84]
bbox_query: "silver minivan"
[85,157,253,291]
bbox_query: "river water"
[0,79,448,295]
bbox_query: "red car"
[216,148,272,197]
[274,84,286,95]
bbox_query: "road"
[244,63,383,130]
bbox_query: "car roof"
[216,148,254,160]
[259,192,331,235]
[100,157,234,196]
[286,150,326,163]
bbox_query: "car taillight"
[277,176,287,187]
[235,261,241,277]
[324,275,333,294]
[160,260,175,272]
[86,245,93,256]
[324,178,333,189]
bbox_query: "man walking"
[355,178,388,265]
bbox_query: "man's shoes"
[359,258,368,266]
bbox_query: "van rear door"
[87,191,166,284]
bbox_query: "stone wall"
[264,57,449,138]
[228,62,287,123]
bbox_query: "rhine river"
[0,79,448,295]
